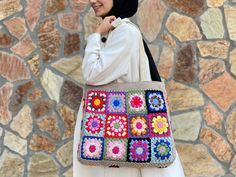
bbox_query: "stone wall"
[0,0,236,176]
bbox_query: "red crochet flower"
[130,95,143,108]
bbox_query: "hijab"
[105,0,161,82]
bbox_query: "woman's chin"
[94,10,108,18]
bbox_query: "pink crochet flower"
[85,115,103,134]
[83,138,103,159]
[106,140,126,160]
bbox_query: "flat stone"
[37,114,61,140]
[165,0,205,16]
[3,17,27,39]
[226,108,236,150]
[203,103,223,129]
[83,9,102,39]
[224,6,236,41]
[157,45,174,79]
[197,40,230,59]
[28,154,58,177]
[38,18,61,62]
[207,0,226,7]
[204,128,233,163]
[0,32,13,48]
[70,0,88,13]
[61,80,83,111]
[52,56,85,84]
[0,0,23,21]
[148,45,159,64]
[27,55,40,77]
[11,81,34,112]
[166,12,202,42]
[230,48,236,76]
[40,68,63,103]
[172,111,202,141]
[29,134,55,152]
[200,8,224,39]
[4,130,27,155]
[200,127,233,162]
[57,104,76,139]
[176,144,225,176]
[174,44,196,83]
[24,0,42,32]
[58,13,80,32]
[166,80,205,112]
[45,0,68,15]
[200,72,236,112]
[56,141,73,167]
[10,105,33,138]
[161,32,176,49]
[64,33,80,55]
[28,88,42,101]
[199,58,225,84]
[0,52,30,81]
[230,155,236,176]
[63,167,72,177]
[11,35,36,58]
[0,83,13,125]
[33,99,54,118]
[0,150,24,177]
[137,0,167,42]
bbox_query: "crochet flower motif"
[105,115,128,138]
[151,116,169,134]
[128,139,150,162]
[82,137,103,160]
[86,91,106,113]
[147,91,166,113]
[130,116,148,137]
[107,92,126,114]
[85,114,104,135]
[130,95,144,108]
[127,92,147,114]
[152,138,172,161]
[106,140,127,160]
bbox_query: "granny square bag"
[77,20,176,168]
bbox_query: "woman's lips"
[92,4,102,11]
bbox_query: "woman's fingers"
[104,16,116,23]
[95,16,117,35]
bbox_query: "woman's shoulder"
[111,20,142,39]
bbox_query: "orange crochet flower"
[130,116,148,136]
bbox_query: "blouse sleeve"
[82,24,134,86]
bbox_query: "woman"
[73,0,186,176]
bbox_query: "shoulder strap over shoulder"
[111,18,151,81]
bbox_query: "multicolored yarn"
[79,89,175,167]
[104,138,128,161]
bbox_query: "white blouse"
[81,19,151,85]
[73,19,185,177]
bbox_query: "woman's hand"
[95,16,116,35]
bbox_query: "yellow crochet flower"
[152,116,168,134]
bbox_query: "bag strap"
[112,18,151,82]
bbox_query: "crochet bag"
[78,81,176,168]
[77,19,176,168]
